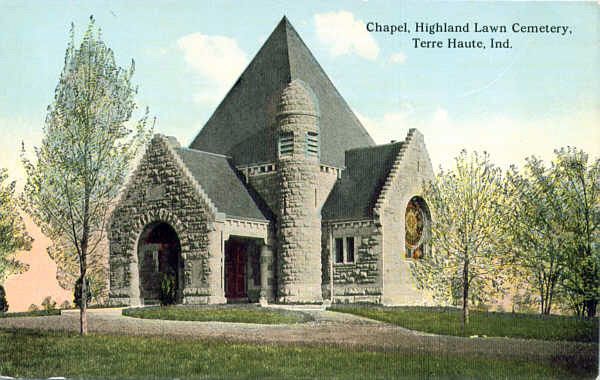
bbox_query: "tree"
[0,168,32,283]
[21,16,152,335]
[412,150,510,330]
[553,147,599,318]
[48,235,108,305]
[505,157,571,315]
[0,285,8,313]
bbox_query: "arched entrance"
[137,222,183,304]
[405,196,431,259]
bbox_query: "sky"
[0,0,598,309]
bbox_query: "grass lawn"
[0,309,61,318]
[0,329,593,379]
[123,305,311,324]
[329,305,598,342]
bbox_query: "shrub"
[74,277,92,308]
[159,272,177,306]
[60,300,71,309]
[0,285,8,313]
[28,304,39,312]
[41,296,57,311]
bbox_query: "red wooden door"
[226,243,246,298]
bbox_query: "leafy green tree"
[505,157,571,315]
[41,296,57,311]
[0,168,32,284]
[0,285,8,313]
[553,147,599,318]
[21,17,152,335]
[48,235,108,305]
[412,150,511,330]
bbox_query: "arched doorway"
[405,196,431,259]
[137,222,182,304]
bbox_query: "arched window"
[405,196,431,259]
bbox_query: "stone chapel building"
[108,17,434,306]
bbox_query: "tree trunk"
[79,219,89,335]
[462,259,469,334]
[79,273,87,335]
[585,299,597,319]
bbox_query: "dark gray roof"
[175,147,269,221]
[322,142,403,221]
[189,17,374,168]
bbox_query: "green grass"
[0,309,61,318]
[0,329,593,379]
[123,305,311,324]
[329,305,598,342]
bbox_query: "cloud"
[389,52,406,64]
[177,33,248,105]
[358,107,600,170]
[314,11,379,60]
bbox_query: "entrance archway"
[137,222,182,304]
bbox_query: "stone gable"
[108,135,216,305]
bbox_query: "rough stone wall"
[276,80,322,303]
[321,222,383,303]
[376,129,435,305]
[108,135,223,306]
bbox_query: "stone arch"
[137,222,182,304]
[404,195,432,259]
[124,209,190,306]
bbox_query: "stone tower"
[276,80,323,303]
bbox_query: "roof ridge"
[372,129,420,218]
[190,17,375,167]
[177,146,232,159]
[345,140,404,153]
[285,20,374,146]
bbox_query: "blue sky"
[0,0,598,178]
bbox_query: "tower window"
[306,131,319,158]
[334,236,356,264]
[335,238,344,263]
[279,132,294,157]
[346,237,355,263]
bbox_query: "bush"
[41,296,57,311]
[0,285,8,313]
[74,277,92,309]
[60,300,71,309]
[159,272,177,306]
[28,304,39,312]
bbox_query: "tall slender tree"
[412,150,511,330]
[553,147,599,318]
[21,16,152,334]
[505,157,570,315]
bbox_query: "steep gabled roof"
[174,147,269,221]
[322,141,404,221]
[190,16,374,168]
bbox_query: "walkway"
[0,307,596,363]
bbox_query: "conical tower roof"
[190,16,375,167]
